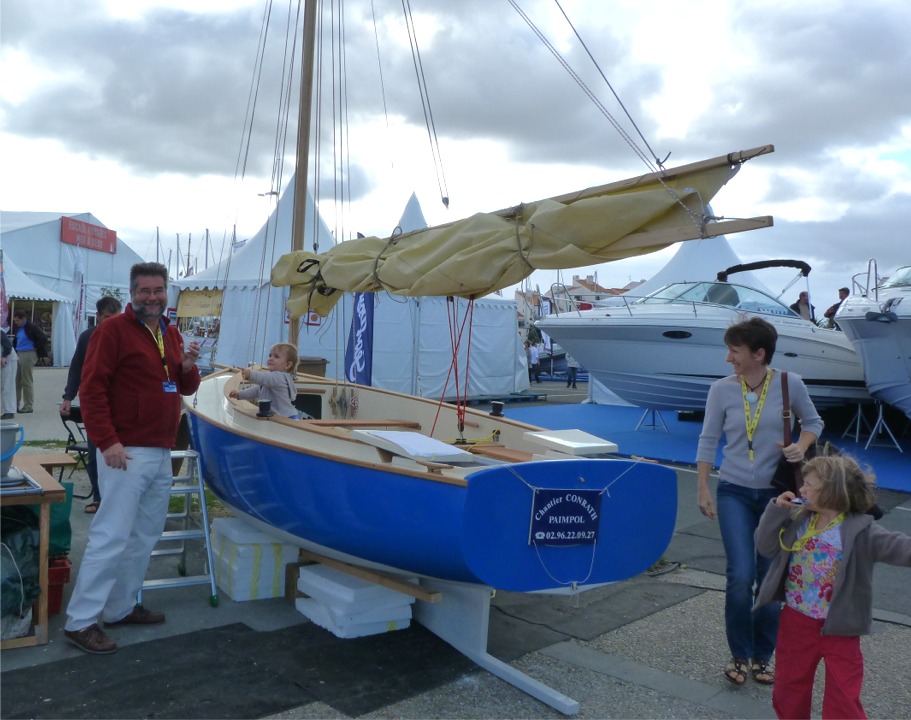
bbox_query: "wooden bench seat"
[304,419,422,429]
[465,444,534,463]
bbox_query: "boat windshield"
[636,282,796,316]
[881,266,911,289]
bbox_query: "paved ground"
[3,369,910,719]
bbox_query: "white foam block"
[302,596,412,627]
[212,548,288,601]
[523,428,619,455]
[295,597,411,638]
[351,429,474,463]
[297,564,416,615]
[210,522,299,602]
[211,517,299,551]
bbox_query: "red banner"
[61,217,117,254]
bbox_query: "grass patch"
[167,487,231,518]
[23,440,68,449]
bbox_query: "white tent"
[612,235,775,301]
[1,252,73,366]
[175,180,528,398]
[172,175,336,368]
[1,212,146,365]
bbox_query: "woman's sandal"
[751,659,774,685]
[724,658,748,686]
[85,502,99,514]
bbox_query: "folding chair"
[60,405,91,495]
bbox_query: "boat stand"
[841,402,874,443]
[865,402,903,453]
[635,408,668,432]
[139,450,219,605]
[415,578,580,715]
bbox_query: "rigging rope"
[552,0,667,170]
[429,297,475,439]
[369,0,393,170]
[401,0,450,208]
[507,0,709,236]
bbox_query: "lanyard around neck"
[779,511,846,552]
[145,322,170,381]
[741,368,773,462]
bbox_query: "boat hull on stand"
[185,371,677,592]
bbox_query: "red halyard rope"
[430,297,475,438]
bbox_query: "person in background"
[1,329,18,419]
[696,317,823,687]
[229,342,300,419]
[823,287,851,325]
[528,341,541,384]
[755,453,911,719]
[63,262,201,655]
[788,291,816,322]
[565,353,580,389]
[60,296,123,513]
[11,309,48,413]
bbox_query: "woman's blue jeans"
[716,480,781,662]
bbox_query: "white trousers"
[65,447,172,631]
[1,348,17,415]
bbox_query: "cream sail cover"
[272,148,773,318]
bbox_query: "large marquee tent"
[173,175,528,398]
[1,211,146,366]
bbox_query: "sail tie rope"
[513,213,537,274]
[371,226,402,292]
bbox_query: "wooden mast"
[288,0,318,347]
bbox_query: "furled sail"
[272,145,774,318]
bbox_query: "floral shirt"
[784,517,844,619]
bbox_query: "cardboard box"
[211,519,299,601]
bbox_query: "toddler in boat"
[230,342,302,419]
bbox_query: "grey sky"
[1,0,908,299]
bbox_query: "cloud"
[1,0,908,299]
[1,1,271,176]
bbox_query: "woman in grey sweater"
[696,317,823,686]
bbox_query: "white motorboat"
[836,262,911,419]
[536,263,869,411]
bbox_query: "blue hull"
[188,412,678,592]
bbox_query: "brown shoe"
[64,624,118,654]
[104,604,165,626]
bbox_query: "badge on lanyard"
[162,381,178,393]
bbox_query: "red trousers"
[773,605,866,719]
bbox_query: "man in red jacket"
[63,262,201,654]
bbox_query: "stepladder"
[139,449,219,607]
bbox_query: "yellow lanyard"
[146,323,170,381]
[741,369,773,462]
[779,511,846,552]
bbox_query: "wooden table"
[1,453,74,649]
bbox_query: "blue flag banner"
[344,292,374,385]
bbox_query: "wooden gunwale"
[183,371,472,487]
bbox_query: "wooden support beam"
[607,215,774,254]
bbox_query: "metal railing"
[851,259,880,301]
